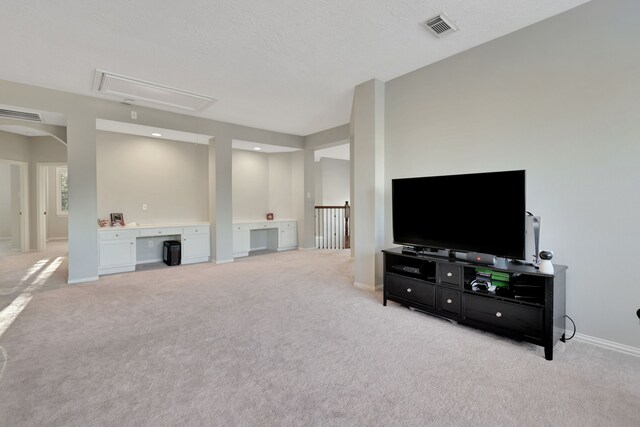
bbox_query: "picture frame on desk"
[110,212,125,227]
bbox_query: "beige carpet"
[0,249,639,426]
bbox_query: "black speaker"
[466,252,495,265]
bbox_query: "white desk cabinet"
[232,220,297,258]
[98,229,139,275]
[182,225,211,264]
[278,221,297,250]
[98,222,210,276]
[233,224,251,258]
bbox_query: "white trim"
[135,258,162,265]
[67,276,99,285]
[567,331,640,358]
[46,237,68,242]
[0,159,29,252]
[215,258,235,265]
[354,281,376,292]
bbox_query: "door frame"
[0,158,29,252]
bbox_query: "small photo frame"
[110,213,125,227]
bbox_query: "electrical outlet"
[148,240,153,248]
[142,203,148,211]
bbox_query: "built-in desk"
[232,220,297,258]
[98,222,210,276]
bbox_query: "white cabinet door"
[99,239,136,273]
[182,233,210,264]
[278,223,297,250]
[233,229,250,257]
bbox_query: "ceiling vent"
[92,69,217,112]
[424,12,459,37]
[0,108,43,122]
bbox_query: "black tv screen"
[392,170,526,259]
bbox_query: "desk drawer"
[183,225,210,235]
[98,229,139,241]
[139,227,183,237]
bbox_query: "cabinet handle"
[130,242,133,245]
[115,234,119,237]
[446,298,452,304]
[447,272,453,277]
[407,288,412,293]
[496,312,502,318]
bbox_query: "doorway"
[36,162,68,252]
[0,159,29,254]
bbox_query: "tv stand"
[382,247,567,360]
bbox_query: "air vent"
[93,69,217,113]
[424,12,459,37]
[0,108,43,122]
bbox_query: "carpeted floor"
[0,249,638,426]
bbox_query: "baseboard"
[567,330,640,358]
[136,258,162,265]
[46,237,68,242]
[354,281,376,292]
[67,276,99,285]
[0,237,10,241]
[215,258,235,265]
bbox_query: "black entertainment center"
[382,247,566,360]
[385,170,567,360]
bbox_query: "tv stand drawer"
[386,273,435,308]
[463,294,543,339]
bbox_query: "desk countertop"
[98,221,209,231]
[233,219,296,224]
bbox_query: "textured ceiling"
[0,0,591,136]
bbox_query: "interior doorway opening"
[0,159,29,253]
[36,162,68,252]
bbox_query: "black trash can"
[163,240,181,266]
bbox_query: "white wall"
[0,164,10,238]
[384,0,640,349]
[315,157,350,206]
[232,149,296,221]
[47,165,68,239]
[268,153,293,219]
[96,131,208,224]
[232,150,269,220]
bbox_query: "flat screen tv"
[392,170,526,260]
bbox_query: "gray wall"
[384,0,640,349]
[315,157,350,206]
[47,165,68,239]
[96,131,209,224]
[0,130,30,162]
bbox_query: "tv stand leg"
[383,295,387,306]
[544,346,553,361]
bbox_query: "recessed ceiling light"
[151,132,162,137]
[254,147,261,150]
